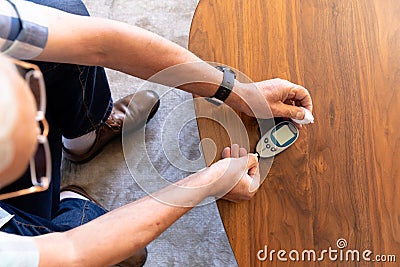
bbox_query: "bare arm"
[33,152,259,266]
[35,9,223,97]
[33,6,312,120]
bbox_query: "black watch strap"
[207,66,236,106]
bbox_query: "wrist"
[183,166,219,190]
[201,159,234,197]
[225,81,254,114]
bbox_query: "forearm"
[33,7,249,105]
[98,21,231,98]
[33,168,216,266]
[31,4,312,119]
[94,22,250,111]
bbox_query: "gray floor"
[60,0,237,266]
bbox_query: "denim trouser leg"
[0,0,112,225]
[0,199,107,235]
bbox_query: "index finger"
[289,85,313,112]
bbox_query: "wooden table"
[189,0,400,266]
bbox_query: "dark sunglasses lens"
[27,72,42,109]
[33,143,46,185]
[13,65,42,109]
[14,64,27,77]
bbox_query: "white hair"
[0,58,18,173]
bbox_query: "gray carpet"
[60,0,237,266]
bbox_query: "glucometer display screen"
[271,125,295,146]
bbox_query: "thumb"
[248,172,260,193]
[242,153,260,192]
[274,103,305,120]
[243,153,259,169]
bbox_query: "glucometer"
[256,120,299,158]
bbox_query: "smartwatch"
[206,66,236,106]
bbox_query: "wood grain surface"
[189,0,400,266]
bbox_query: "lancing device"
[255,120,299,158]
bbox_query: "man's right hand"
[208,144,260,203]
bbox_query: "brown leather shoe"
[63,90,160,164]
[60,185,148,267]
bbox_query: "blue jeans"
[0,0,112,235]
[0,199,107,235]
